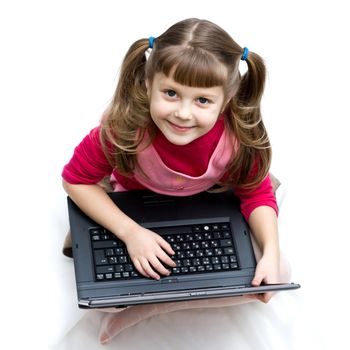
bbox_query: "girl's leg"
[99,296,254,344]
[98,239,291,344]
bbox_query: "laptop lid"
[67,190,300,308]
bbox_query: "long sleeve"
[62,127,113,184]
[233,174,278,222]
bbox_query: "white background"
[0,0,349,349]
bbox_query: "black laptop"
[67,189,299,308]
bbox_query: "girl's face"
[146,73,225,146]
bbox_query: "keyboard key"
[91,229,102,235]
[191,242,200,249]
[220,239,233,247]
[202,257,210,265]
[186,251,195,258]
[213,232,221,239]
[108,256,118,264]
[118,256,127,264]
[204,232,212,240]
[194,233,203,240]
[96,266,114,274]
[185,234,194,241]
[124,264,134,272]
[105,248,115,256]
[210,240,219,248]
[220,256,229,264]
[175,234,184,242]
[214,264,222,270]
[222,231,231,238]
[214,248,223,255]
[224,247,235,254]
[177,251,186,259]
[195,250,204,257]
[114,248,124,255]
[229,255,237,263]
[183,259,191,267]
[201,241,209,248]
[115,265,124,272]
[94,250,107,265]
[193,258,201,266]
[93,240,118,249]
[205,249,213,256]
[211,257,220,264]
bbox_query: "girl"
[62,18,291,344]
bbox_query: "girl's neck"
[152,117,225,176]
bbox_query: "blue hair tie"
[241,47,249,61]
[149,36,155,49]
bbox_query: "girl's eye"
[198,97,209,104]
[165,90,177,98]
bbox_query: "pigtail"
[226,50,271,189]
[100,39,155,174]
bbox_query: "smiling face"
[146,72,226,146]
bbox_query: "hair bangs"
[155,46,226,88]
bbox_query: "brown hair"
[101,18,271,189]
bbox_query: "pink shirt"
[62,118,278,221]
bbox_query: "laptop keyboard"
[90,223,239,281]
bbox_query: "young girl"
[62,18,291,344]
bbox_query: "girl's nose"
[175,103,192,120]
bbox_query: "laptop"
[67,189,300,309]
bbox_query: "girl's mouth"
[167,121,194,132]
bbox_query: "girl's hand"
[123,226,176,280]
[246,252,280,303]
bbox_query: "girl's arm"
[63,180,176,280]
[248,205,280,303]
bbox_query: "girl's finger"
[157,249,176,268]
[149,255,171,276]
[156,236,176,256]
[139,258,160,280]
[133,259,151,278]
